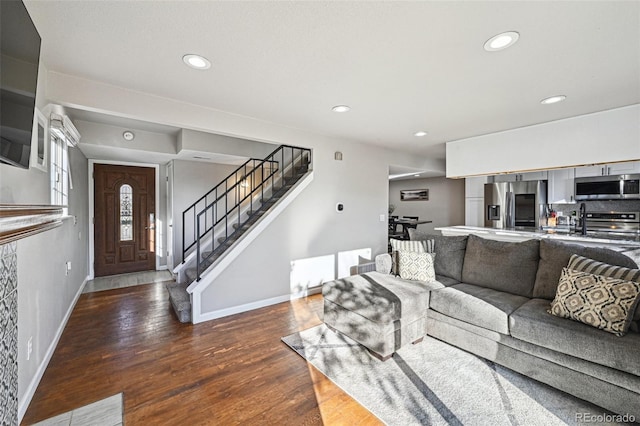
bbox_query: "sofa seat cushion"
[533,239,638,300]
[461,235,540,297]
[429,283,530,335]
[509,298,640,377]
[435,274,460,287]
[322,271,435,324]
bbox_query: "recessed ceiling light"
[414,174,420,177]
[331,105,351,113]
[182,54,211,70]
[414,131,428,137]
[540,95,567,105]
[122,131,135,141]
[484,31,520,52]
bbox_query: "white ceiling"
[24,1,640,164]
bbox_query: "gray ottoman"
[323,271,438,360]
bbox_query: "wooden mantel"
[0,204,64,245]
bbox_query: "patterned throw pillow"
[548,268,640,336]
[389,239,426,275]
[389,238,434,275]
[398,251,436,282]
[568,254,640,332]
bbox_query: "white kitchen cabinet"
[465,197,484,227]
[465,176,487,198]
[575,161,640,177]
[521,171,548,181]
[575,165,607,177]
[492,174,513,183]
[548,168,576,204]
[607,161,640,175]
[492,171,548,182]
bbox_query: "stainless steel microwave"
[575,174,640,200]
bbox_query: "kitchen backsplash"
[552,200,640,215]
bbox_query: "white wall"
[10,147,89,419]
[200,140,390,312]
[179,128,277,158]
[0,57,90,422]
[388,176,465,234]
[76,120,178,155]
[171,159,237,267]
[0,156,50,204]
[446,104,640,178]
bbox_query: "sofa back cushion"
[461,234,540,297]
[532,239,638,300]
[409,230,468,281]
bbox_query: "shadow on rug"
[282,325,633,426]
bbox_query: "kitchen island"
[435,226,640,264]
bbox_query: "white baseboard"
[18,275,90,422]
[195,286,322,324]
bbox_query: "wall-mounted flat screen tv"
[0,0,41,169]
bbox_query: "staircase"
[167,144,312,323]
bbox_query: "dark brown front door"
[94,164,156,277]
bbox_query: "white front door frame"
[166,160,174,271]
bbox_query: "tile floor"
[82,270,174,293]
[31,394,123,426]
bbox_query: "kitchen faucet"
[579,203,587,235]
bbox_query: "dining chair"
[389,216,400,232]
[388,216,404,240]
[401,216,419,235]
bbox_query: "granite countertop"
[435,226,640,246]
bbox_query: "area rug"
[282,325,629,426]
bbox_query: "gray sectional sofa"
[322,233,640,418]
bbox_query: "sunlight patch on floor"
[288,295,383,425]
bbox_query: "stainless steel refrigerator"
[484,181,548,229]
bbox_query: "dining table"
[390,218,433,239]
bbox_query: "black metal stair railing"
[181,144,311,281]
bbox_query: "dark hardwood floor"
[22,281,381,425]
